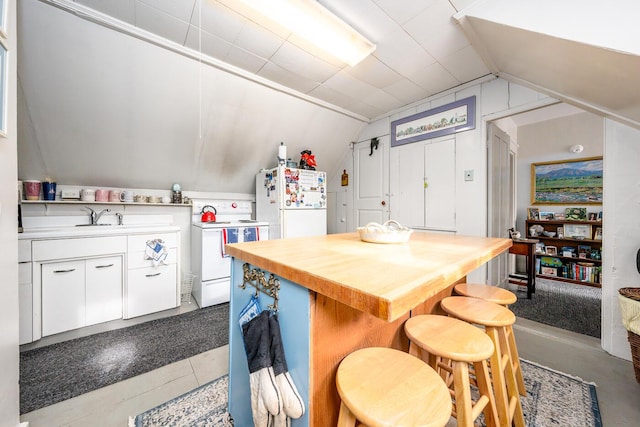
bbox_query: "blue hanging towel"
[222,228,239,257]
[244,227,259,242]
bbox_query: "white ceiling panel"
[137,0,195,22]
[256,62,321,94]
[233,20,284,60]
[75,0,136,24]
[440,45,491,83]
[346,56,403,89]
[383,79,431,105]
[406,62,459,94]
[361,89,403,113]
[374,28,436,78]
[321,72,378,101]
[373,0,437,25]
[225,45,269,74]
[134,1,190,45]
[269,42,339,84]
[319,0,397,42]
[190,0,245,41]
[184,25,232,59]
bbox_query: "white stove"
[190,199,269,308]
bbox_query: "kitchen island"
[225,231,511,426]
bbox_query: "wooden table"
[509,238,539,299]
[225,231,512,426]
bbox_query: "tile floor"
[20,317,640,426]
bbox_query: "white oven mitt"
[269,314,305,420]
[242,310,283,426]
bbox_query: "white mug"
[122,190,134,202]
[80,188,96,202]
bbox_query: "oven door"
[201,229,231,281]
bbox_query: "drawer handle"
[145,272,162,278]
[53,269,76,273]
[95,264,115,269]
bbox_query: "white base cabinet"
[41,256,123,337]
[20,227,180,342]
[42,260,86,336]
[86,256,123,325]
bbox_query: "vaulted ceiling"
[68,0,488,120]
[17,0,639,194]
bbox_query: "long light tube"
[238,0,376,66]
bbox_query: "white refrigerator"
[256,166,327,239]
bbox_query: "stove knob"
[231,202,237,209]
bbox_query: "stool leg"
[485,326,510,427]
[506,325,526,396]
[498,327,525,427]
[473,360,499,427]
[452,361,473,427]
[337,401,357,427]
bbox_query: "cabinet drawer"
[127,248,178,269]
[127,232,178,252]
[126,264,178,318]
[33,236,127,261]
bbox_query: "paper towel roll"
[278,143,287,162]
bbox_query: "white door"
[354,137,389,227]
[487,123,514,287]
[393,142,424,228]
[86,255,123,325]
[424,138,456,230]
[42,260,85,336]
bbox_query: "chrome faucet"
[84,207,111,225]
[115,212,123,225]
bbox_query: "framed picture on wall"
[530,157,603,204]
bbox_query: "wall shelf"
[526,219,603,287]
[22,200,192,208]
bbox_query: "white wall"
[340,77,557,283]
[602,119,640,360]
[0,0,20,425]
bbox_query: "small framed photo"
[535,242,546,254]
[564,223,592,239]
[588,212,597,221]
[540,211,555,220]
[528,207,540,220]
[545,246,558,256]
[565,207,587,220]
[556,227,564,238]
[597,211,603,221]
[578,244,592,259]
[562,246,576,257]
[554,212,565,220]
[594,227,603,240]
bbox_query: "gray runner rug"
[133,359,602,427]
[20,303,229,414]
[510,278,601,338]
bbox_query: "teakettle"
[201,205,217,222]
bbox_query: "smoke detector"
[569,144,584,153]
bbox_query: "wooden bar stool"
[454,283,525,396]
[336,347,452,427]
[405,314,499,427]
[440,296,525,427]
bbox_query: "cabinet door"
[393,142,425,228]
[126,264,177,318]
[424,139,455,230]
[42,260,85,336]
[86,256,123,326]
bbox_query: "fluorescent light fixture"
[237,0,376,66]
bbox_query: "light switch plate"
[464,170,474,181]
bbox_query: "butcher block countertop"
[225,231,512,322]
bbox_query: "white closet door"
[424,138,456,230]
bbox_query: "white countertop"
[19,225,180,240]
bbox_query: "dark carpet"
[510,278,601,338]
[20,303,229,414]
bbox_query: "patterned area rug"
[133,359,601,427]
[510,278,601,338]
[132,375,233,427]
[20,304,229,414]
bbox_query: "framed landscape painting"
[531,157,603,205]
